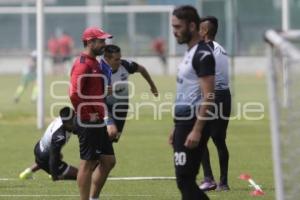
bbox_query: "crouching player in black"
[19,107,78,181]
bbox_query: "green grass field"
[0,74,274,200]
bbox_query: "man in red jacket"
[69,26,117,200]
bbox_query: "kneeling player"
[19,107,78,181]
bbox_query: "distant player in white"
[19,107,78,181]
[198,16,231,191]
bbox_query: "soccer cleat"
[216,183,230,191]
[199,179,217,191]
[19,168,33,180]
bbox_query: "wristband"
[104,117,114,125]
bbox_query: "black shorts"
[112,111,127,143]
[76,120,114,160]
[209,89,231,140]
[113,110,127,133]
[172,119,210,176]
[34,143,68,176]
[108,103,128,142]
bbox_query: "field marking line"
[0,178,17,181]
[0,194,153,197]
[0,176,176,181]
[108,176,176,181]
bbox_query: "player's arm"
[49,129,66,181]
[102,64,118,140]
[101,62,112,95]
[184,48,215,149]
[122,59,158,96]
[104,110,118,140]
[136,64,159,97]
[184,76,215,148]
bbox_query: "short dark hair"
[105,44,121,54]
[59,107,74,123]
[172,5,200,30]
[104,44,121,58]
[200,16,218,38]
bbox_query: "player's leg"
[52,160,78,181]
[112,106,128,142]
[173,122,210,200]
[160,54,168,75]
[52,56,64,75]
[19,163,40,180]
[210,117,230,190]
[62,56,72,75]
[19,142,44,179]
[64,56,73,76]
[77,160,98,200]
[61,165,78,180]
[211,91,231,190]
[201,146,213,179]
[199,141,217,191]
[90,155,116,199]
[31,82,38,102]
[76,122,103,200]
[90,127,115,199]
[211,134,229,190]
[14,73,30,102]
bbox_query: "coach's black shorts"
[34,143,68,176]
[172,119,210,176]
[209,89,231,140]
[76,120,114,160]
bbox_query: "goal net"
[265,29,300,200]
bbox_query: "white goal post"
[265,29,300,200]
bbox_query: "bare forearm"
[192,96,214,133]
[192,104,209,133]
[139,66,156,88]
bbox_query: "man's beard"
[177,30,192,44]
[98,46,105,55]
[92,46,104,56]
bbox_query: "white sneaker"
[199,179,217,191]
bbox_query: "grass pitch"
[0,74,274,200]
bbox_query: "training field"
[0,74,274,200]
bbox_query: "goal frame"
[265,29,300,200]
